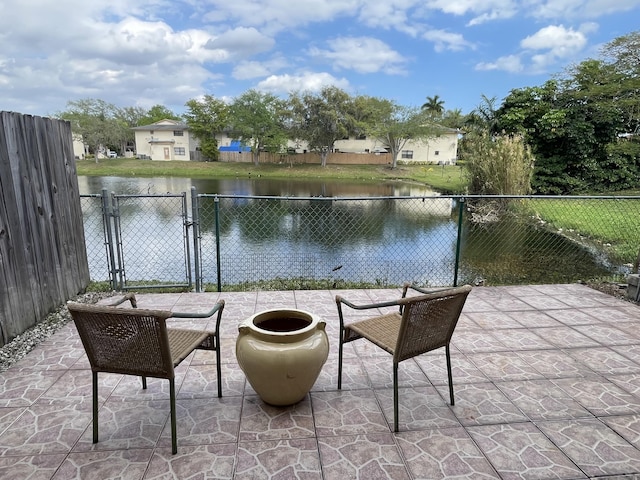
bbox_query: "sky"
[1,0,639,119]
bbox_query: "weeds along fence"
[80,191,640,292]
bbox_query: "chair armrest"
[170,300,225,319]
[103,293,137,308]
[170,300,226,333]
[406,284,456,296]
[335,295,401,311]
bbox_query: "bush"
[463,132,535,195]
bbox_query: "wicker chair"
[67,294,225,454]
[336,284,472,432]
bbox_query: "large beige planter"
[236,309,329,406]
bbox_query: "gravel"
[0,291,117,373]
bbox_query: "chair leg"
[215,332,222,398]
[92,371,99,443]
[337,328,344,390]
[446,345,454,405]
[393,363,399,433]
[170,379,177,454]
[141,376,147,389]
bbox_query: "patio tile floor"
[1,284,640,478]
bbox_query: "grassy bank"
[76,158,467,193]
[523,198,640,265]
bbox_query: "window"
[173,130,184,136]
[401,150,413,159]
[434,150,440,155]
[174,147,186,156]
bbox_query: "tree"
[465,94,500,134]
[440,109,466,130]
[365,99,441,169]
[421,95,445,116]
[229,90,288,166]
[288,86,353,167]
[184,95,229,161]
[139,105,182,126]
[57,98,124,163]
[498,74,624,193]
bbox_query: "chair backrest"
[394,285,472,362]
[67,302,176,379]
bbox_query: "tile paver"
[0,284,638,478]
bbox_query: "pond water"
[78,176,613,287]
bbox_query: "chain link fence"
[80,194,111,283]
[82,192,640,291]
[80,191,192,290]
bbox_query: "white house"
[133,120,459,164]
[131,119,198,161]
[331,127,459,164]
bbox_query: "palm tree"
[466,94,499,133]
[421,95,445,115]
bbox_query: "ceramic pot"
[236,308,329,406]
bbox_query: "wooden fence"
[0,112,89,346]
[218,151,393,165]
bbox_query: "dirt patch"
[585,281,634,303]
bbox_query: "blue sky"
[1,0,639,118]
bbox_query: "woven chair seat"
[344,312,401,355]
[168,329,212,366]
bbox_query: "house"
[131,119,198,161]
[133,120,459,164]
[331,127,460,164]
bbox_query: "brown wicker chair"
[336,284,472,432]
[67,294,225,454]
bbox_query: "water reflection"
[78,177,614,287]
[77,176,437,197]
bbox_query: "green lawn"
[75,158,467,193]
[522,198,640,265]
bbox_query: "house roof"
[131,119,189,131]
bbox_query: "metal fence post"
[214,195,222,292]
[181,192,193,291]
[191,187,201,292]
[453,196,465,287]
[100,189,118,290]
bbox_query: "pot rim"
[243,308,321,337]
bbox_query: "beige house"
[331,127,459,164]
[134,120,458,164]
[131,119,198,161]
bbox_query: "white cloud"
[520,24,588,71]
[232,57,289,80]
[198,0,361,34]
[205,27,275,58]
[422,29,474,52]
[309,37,408,74]
[475,54,523,72]
[256,72,350,94]
[529,0,640,19]
[423,0,518,24]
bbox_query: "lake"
[78,176,612,288]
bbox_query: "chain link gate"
[80,189,193,290]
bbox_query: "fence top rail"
[112,193,186,199]
[197,193,640,201]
